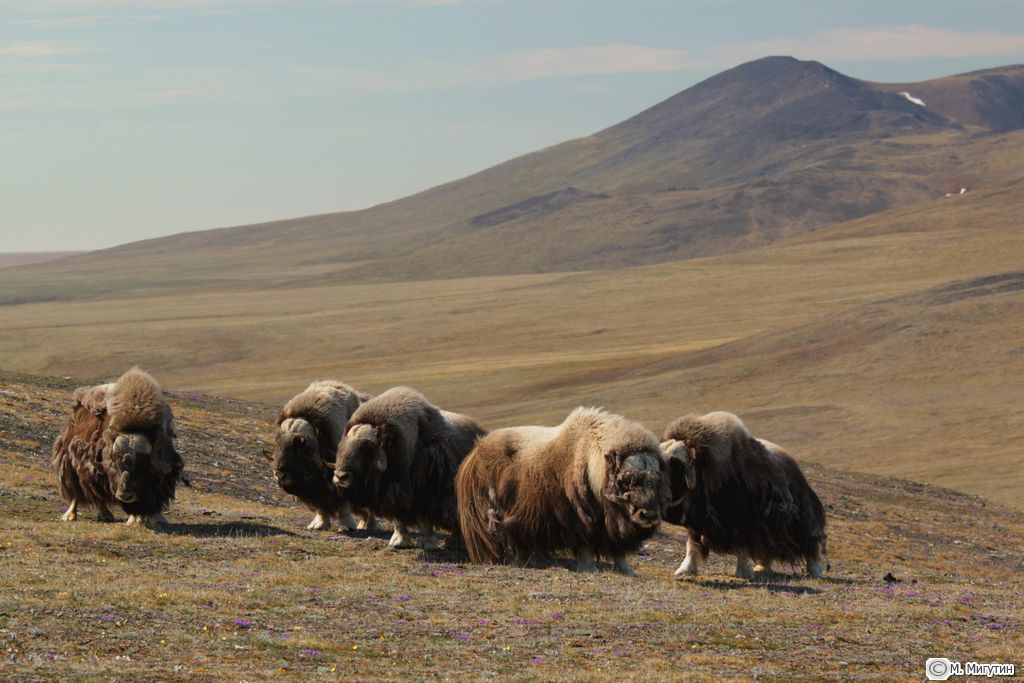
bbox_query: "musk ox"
[332,386,485,550]
[266,380,377,531]
[456,407,669,576]
[661,411,828,579]
[51,367,185,528]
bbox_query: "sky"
[2,0,1024,252]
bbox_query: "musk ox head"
[605,451,667,528]
[107,430,171,504]
[660,439,696,523]
[266,418,331,496]
[333,423,388,494]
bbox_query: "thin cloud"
[0,41,94,57]
[718,25,1024,65]
[499,45,703,81]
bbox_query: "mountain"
[4,57,1024,303]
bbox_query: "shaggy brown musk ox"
[52,367,185,528]
[456,407,669,575]
[332,386,485,549]
[266,380,376,531]
[661,411,828,579]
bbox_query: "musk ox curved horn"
[662,439,696,494]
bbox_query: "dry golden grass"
[1,373,1021,681]
[1,177,1022,507]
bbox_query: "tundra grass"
[1,373,1022,681]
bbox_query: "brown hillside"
[4,58,1024,303]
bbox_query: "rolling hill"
[3,57,1024,303]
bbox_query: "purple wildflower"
[233,618,253,629]
[299,649,320,657]
[551,613,564,620]
[100,615,119,622]
[513,618,539,626]
[396,595,411,602]
[531,656,543,664]
[453,633,471,643]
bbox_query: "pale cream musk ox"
[266,380,377,531]
[661,411,828,579]
[51,367,185,528]
[456,407,669,575]
[332,386,486,549]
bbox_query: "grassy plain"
[1,372,1022,681]
[1,178,1022,506]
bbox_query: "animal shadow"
[157,521,295,538]
[692,577,823,595]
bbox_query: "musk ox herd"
[52,368,829,579]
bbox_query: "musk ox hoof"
[337,512,357,531]
[675,558,699,578]
[125,515,143,527]
[387,529,415,549]
[60,509,78,522]
[307,513,331,531]
[419,534,440,551]
[144,513,168,529]
[807,560,826,578]
[753,562,771,575]
[96,506,116,523]
[356,516,380,532]
[734,562,755,580]
[613,557,636,577]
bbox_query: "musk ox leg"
[753,559,772,575]
[388,522,415,550]
[145,513,168,529]
[734,551,755,580]
[675,533,705,577]
[418,523,440,551]
[575,547,597,573]
[125,514,143,526]
[96,503,115,523]
[807,556,826,578]
[356,512,379,532]
[613,555,636,577]
[60,499,79,522]
[307,511,332,531]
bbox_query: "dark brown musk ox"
[332,386,485,550]
[661,411,828,579]
[266,380,377,531]
[51,367,185,528]
[456,407,670,575]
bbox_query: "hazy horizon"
[3,0,1024,252]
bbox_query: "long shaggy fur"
[456,407,669,573]
[52,367,183,523]
[662,411,827,577]
[269,380,372,530]
[333,386,485,538]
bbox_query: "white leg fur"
[96,503,115,522]
[675,537,702,577]
[336,506,356,531]
[307,511,331,531]
[125,514,143,526]
[61,500,79,522]
[753,560,772,574]
[388,522,414,549]
[735,551,754,580]
[356,512,379,532]
[575,547,597,573]
[613,555,636,577]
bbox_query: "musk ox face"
[660,439,696,526]
[333,423,387,492]
[108,431,167,504]
[610,452,666,528]
[268,418,329,496]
